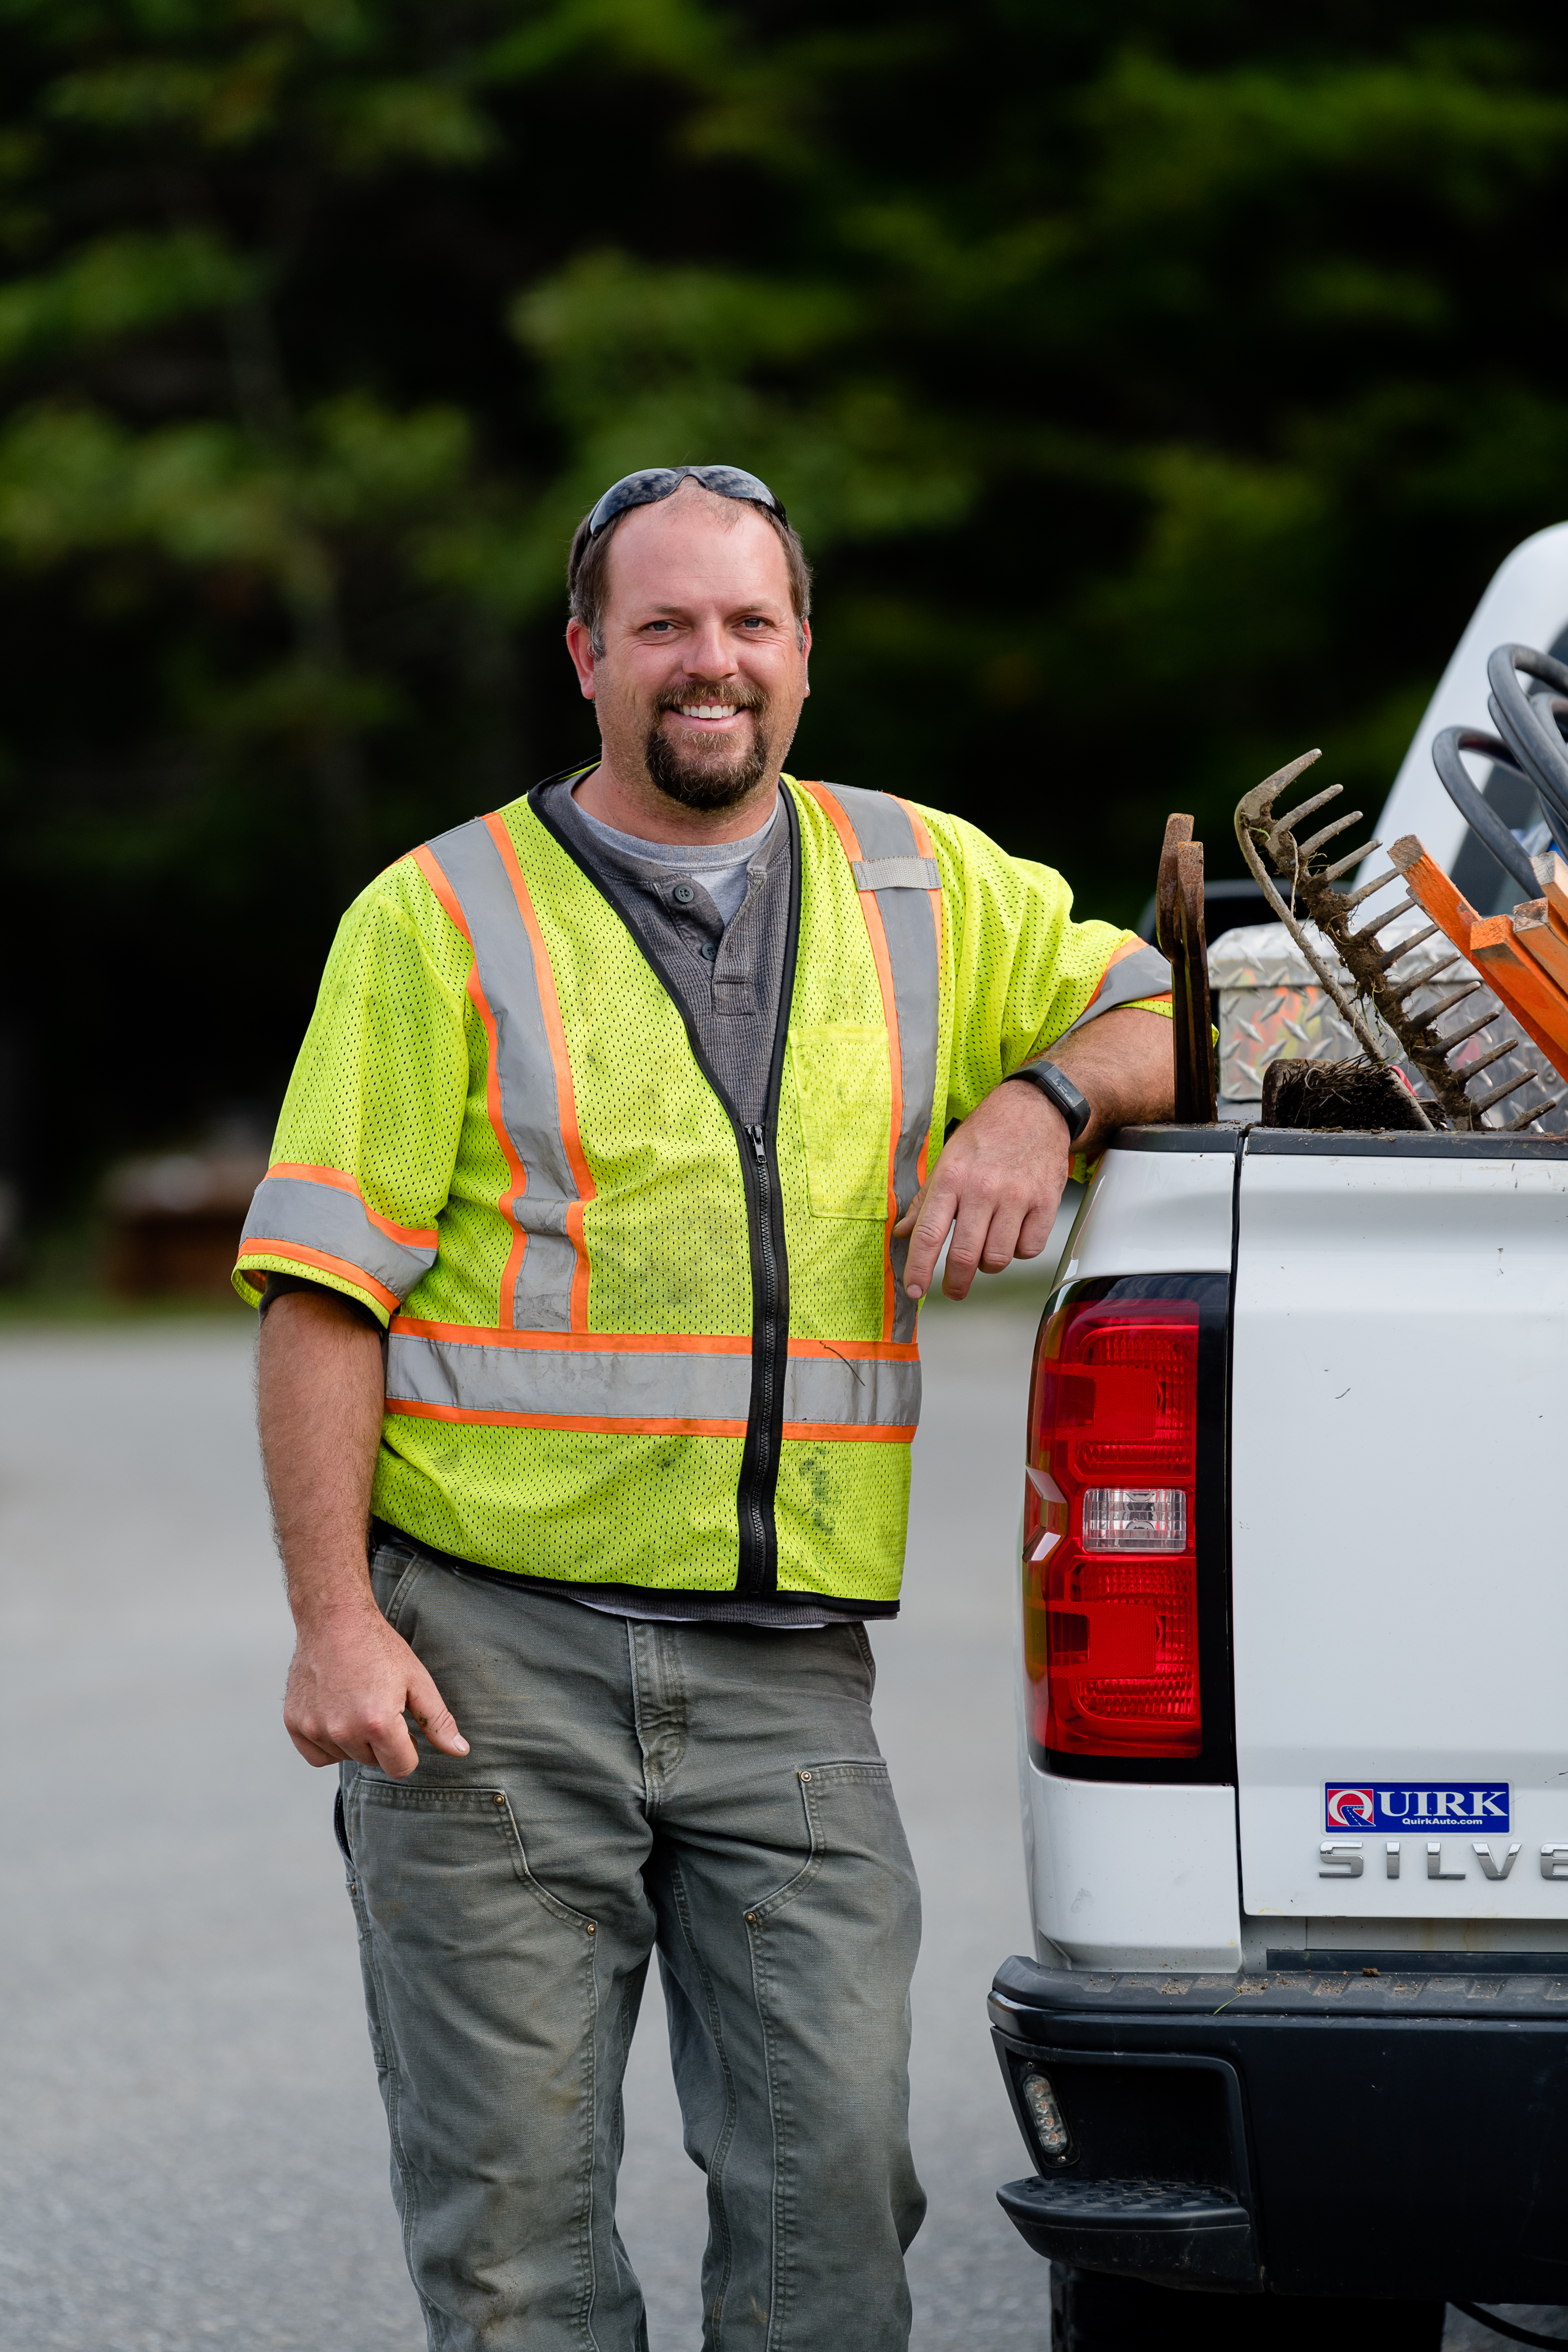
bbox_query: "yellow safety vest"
[236,776,1165,1606]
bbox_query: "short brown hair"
[567,483,811,654]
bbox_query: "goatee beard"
[644,689,774,812]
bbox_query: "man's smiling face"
[566,481,810,821]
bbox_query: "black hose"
[1486,643,1568,845]
[1431,726,1543,897]
[1453,2303,1568,2348]
[1487,691,1568,849]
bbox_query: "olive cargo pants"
[340,1536,926,2351]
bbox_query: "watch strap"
[1003,1059,1092,1145]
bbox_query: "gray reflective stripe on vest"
[423,815,580,1332]
[386,1332,919,1430]
[1057,939,1173,1035]
[783,1351,920,1429]
[820,784,941,1344]
[240,1173,436,1300]
[849,856,941,892]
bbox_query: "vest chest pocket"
[788,1024,892,1220]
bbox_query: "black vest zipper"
[738,1125,783,1588]
[528,781,802,1598]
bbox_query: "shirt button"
[699,942,718,961]
[672,883,696,904]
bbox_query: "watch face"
[1013,1063,1087,1140]
[1047,1067,1089,1141]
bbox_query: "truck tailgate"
[1232,1132,1568,1927]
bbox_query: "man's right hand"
[258,1285,469,1780]
[284,1595,469,1778]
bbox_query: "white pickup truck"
[990,527,1568,2351]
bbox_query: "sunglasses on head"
[585,465,787,538]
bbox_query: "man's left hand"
[895,1081,1070,1301]
[894,1004,1175,1301]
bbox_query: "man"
[241,463,1174,2352]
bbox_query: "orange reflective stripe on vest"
[241,1164,438,1303]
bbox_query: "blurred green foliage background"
[3,0,1568,1216]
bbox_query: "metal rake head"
[1235,756,1561,1135]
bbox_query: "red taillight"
[1024,1294,1202,1759]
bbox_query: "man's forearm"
[257,1284,467,1774]
[257,1286,387,1623]
[1047,1004,1175,1158]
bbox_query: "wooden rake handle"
[1156,816,1217,1123]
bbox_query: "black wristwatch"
[1003,1059,1092,1145]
